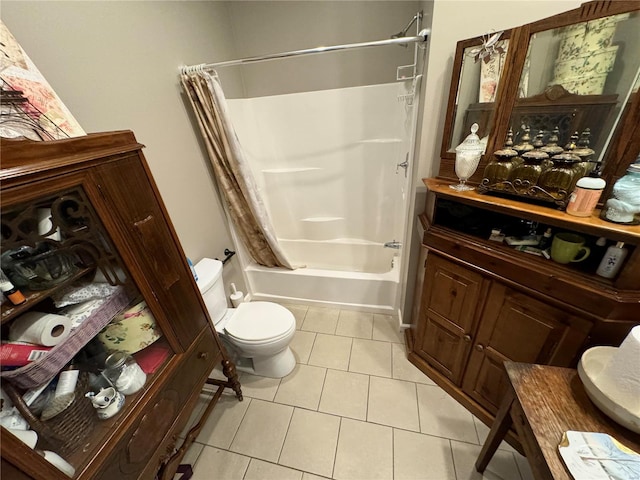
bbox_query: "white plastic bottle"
[596,242,628,279]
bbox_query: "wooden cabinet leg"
[475,389,515,472]
[222,359,243,401]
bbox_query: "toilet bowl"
[195,258,296,378]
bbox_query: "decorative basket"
[3,371,97,457]
[1,286,132,389]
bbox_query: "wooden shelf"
[1,267,94,324]
[425,178,640,245]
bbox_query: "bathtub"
[245,239,399,314]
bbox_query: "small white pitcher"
[85,387,125,420]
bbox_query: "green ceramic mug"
[550,232,591,264]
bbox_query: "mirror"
[508,11,640,166]
[444,33,511,155]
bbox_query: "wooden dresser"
[406,179,639,444]
[0,131,241,479]
[408,1,640,447]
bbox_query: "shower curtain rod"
[180,29,430,73]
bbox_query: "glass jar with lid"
[509,149,549,189]
[482,147,519,188]
[601,161,640,224]
[102,351,147,395]
[538,152,581,201]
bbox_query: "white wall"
[2,0,588,317]
[400,0,584,324]
[1,0,421,296]
[416,0,584,181]
[225,1,420,97]
[1,1,249,289]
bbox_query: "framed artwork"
[1,21,85,140]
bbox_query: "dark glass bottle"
[0,269,26,305]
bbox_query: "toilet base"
[236,347,296,378]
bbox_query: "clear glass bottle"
[601,162,640,225]
[102,351,147,395]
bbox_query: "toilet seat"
[223,302,295,343]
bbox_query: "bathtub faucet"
[384,240,402,249]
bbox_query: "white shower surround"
[227,82,414,311]
[246,257,400,314]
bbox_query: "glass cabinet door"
[1,182,175,477]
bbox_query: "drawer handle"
[198,352,208,360]
[475,344,484,352]
[463,334,472,343]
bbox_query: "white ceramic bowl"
[577,346,640,434]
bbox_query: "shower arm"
[181,28,430,73]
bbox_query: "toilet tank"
[194,258,227,324]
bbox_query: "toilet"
[195,258,296,378]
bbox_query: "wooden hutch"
[0,132,242,479]
[406,1,640,447]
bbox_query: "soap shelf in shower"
[358,138,402,144]
[262,167,322,174]
[301,216,344,223]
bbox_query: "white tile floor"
[180,304,535,480]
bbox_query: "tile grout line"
[412,380,421,435]
[275,404,296,466]
[243,456,309,480]
[512,451,527,480]
[186,441,206,475]
[227,397,253,452]
[391,427,396,480]
[305,331,319,365]
[240,455,251,480]
[331,416,343,480]
[346,335,354,373]
[316,367,328,411]
[365,373,371,423]
[471,415,483,445]
[448,439,459,480]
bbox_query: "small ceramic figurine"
[603,162,640,224]
[86,387,124,420]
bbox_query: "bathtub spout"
[384,240,402,249]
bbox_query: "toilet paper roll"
[597,326,640,413]
[7,428,38,449]
[9,312,71,347]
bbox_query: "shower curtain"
[181,71,293,269]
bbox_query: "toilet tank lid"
[195,258,223,293]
